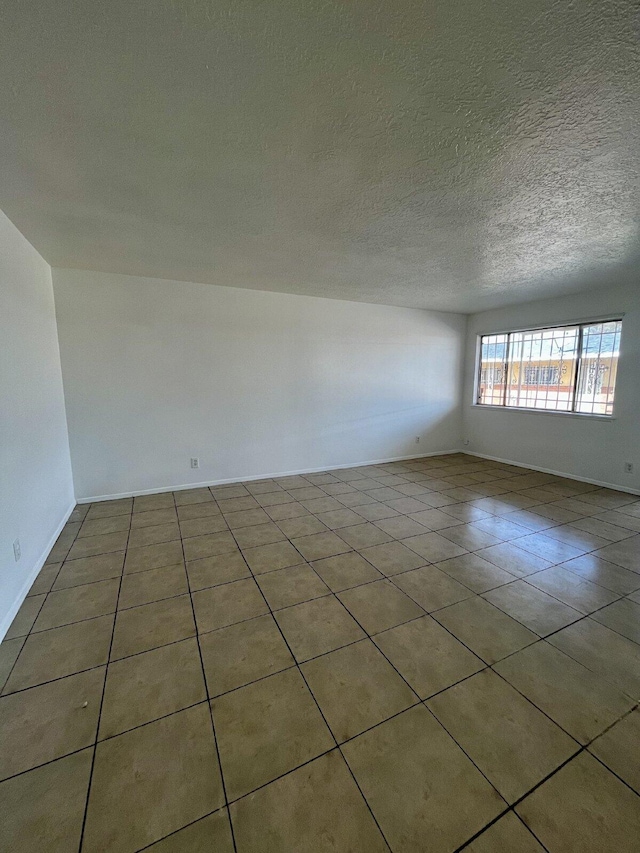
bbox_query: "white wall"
[463,282,640,492]
[0,211,75,637]
[53,270,465,500]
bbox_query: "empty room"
[1,2,639,851]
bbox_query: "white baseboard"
[0,501,76,643]
[77,449,462,504]
[464,451,640,496]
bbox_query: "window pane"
[505,326,578,411]
[477,334,507,406]
[575,321,621,415]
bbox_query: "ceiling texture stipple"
[1,0,639,312]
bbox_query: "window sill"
[471,404,615,421]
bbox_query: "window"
[476,319,622,416]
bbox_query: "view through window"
[476,320,622,416]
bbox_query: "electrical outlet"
[415,436,420,444]
[624,462,634,474]
[190,457,200,469]
[463,438,470,446]
[13,539,21,562]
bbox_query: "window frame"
[474,317,623,418]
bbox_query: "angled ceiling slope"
[1,0,639,313]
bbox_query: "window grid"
[476,319,622,416]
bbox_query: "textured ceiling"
[1,1,639,313]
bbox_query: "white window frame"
[474,317,623,418]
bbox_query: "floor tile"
[0,637,24,691]
[213,668,333,800]
[373,616,484,698]
[242,540,304,574]
[338,579,424,634]
[311,551,383,591]
[428,669,577,802]
[433,596,537,664]
[463,811,545,852]
[257,491,296,508]
[178,514,228,539]
[291,531,352,561]
[495,641,635,744]
[406,508,461,530]
[110,595,195,660]
[52,552,124,590]
[439,524,502,551]
[513,532,585,563]
[27,563,60,596]
[359,541,426,575]
[591,597,640,643]
[233,523,288,551]
[127,521,181,548]
[342,704,504,853]
[275,595,366,662]
[392,565,473,612]
[192,578,268,633]
[355,502,401,522]
[265,502,309,521]
[230,749,388,852]
[124,540,184,573]
[314,508,364,530]
[218,495,260,513]
[86,498,132,519]
[176,501,222,521]
[0,667,104,779]
[118,564,188,608]
[483,579,582,636]
[594,536,640,571]
[0,749,93,853]
[257,564,329,610]
[33,578,119,632]
[223,508,271,529]
[541,523,609,552]
[182,532,237,562]
[200,614,294,696]
[470,515,532,541]
[186,551,250,590]
[84,704,223,852]
[516,752,640,853]
[133,493,176,512]
[3,615,113,694]
[435,553,516,592]
[570,516,635,542]
[146,810,234,852]
[526,565,619,614]
[589,708,640,794]
[276,514,328,538]
[79,514,131,538]
[560,553,640,594]
[338,523,393,549]
[212,484,250,500]
[403,531,468,562]
[548,618,640,699]
[131,508,179,528]
[302,639,416,742]
[173,487,214,506]
[100,638,205,738]
[5,594,46,639]
[67,530,128,560]
[475,542,551,577]
[302,496,348,514]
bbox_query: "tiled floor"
[1,453,640,852]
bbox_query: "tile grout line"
[183,488,239,853]
[76,502,132,853]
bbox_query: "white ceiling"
[1,1,639,313]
